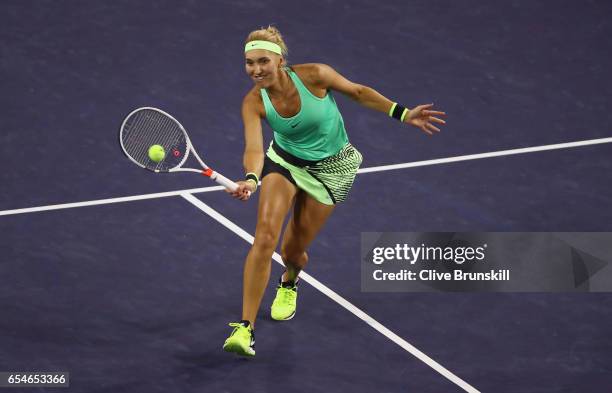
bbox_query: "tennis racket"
[119,107,240,192]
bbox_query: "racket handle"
[202,169,251,196]
[202,169,238,191]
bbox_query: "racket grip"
[216,174,237,191]
[202,169,253,196]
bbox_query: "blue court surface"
[2,1,612,392]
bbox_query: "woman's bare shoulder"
[290,63,331,85]
[243,86,265,117]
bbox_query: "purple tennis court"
[1,1,612,392]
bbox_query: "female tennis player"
[222,26,446,356]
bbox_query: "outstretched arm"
[227,93,264,201]
[313,63,446,135]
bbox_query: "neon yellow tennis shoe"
[271,281,298,321]
[223,321,255,357]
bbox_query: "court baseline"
[2,136,610,217]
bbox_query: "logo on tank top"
[290,122,301,128]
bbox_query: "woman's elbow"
[351,84,365,101]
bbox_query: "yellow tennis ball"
[148,145,165,163]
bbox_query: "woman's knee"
[252,224,281,257]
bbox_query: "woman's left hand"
[404,103,446,135]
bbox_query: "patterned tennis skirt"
[264,141,363,205]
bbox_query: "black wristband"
[391,103,408,121]
[245,173,259,183]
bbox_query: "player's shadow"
[174,349,253,368]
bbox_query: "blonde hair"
[245,25,289,58]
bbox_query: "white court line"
[1,136,611,217]
[180,192,481,393]
[358,136,612,174]
[0,185,224,217]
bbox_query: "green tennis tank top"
[260,67,349,161]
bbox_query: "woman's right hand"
[226,180,257,201]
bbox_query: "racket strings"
[121,109,188,171]
[126,112,156,165]
[136,113,172,166]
